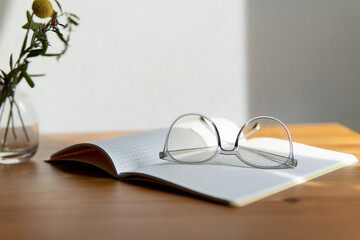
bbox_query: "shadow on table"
[46,160,115,179]
[48,159,225,206]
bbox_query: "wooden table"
[1,123,360,240]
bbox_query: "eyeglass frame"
[159,113,297,169]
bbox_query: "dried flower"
[0,0,79,148]
[32,0,54,18]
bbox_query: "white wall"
[2,0,360,134]
[0,0,8,30]
[0,0,247,133]
[246,0,360,131]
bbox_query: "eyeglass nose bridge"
[218,146,238,155]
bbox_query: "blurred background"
[0,0,359,134]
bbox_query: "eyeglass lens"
[238,118,291,168]
[167,115,218,163]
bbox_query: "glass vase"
[0,85,39,164]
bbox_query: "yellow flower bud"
[32,0,54,18]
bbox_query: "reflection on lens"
[167,115,218,162]
[237,117,291,168]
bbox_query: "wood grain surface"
[1,123,360,240]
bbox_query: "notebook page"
[126,141,358,206]
[90,129,167,174]
[88,119,240,174]
[89,120,241,174]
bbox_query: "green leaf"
[1,70,9,84]
[54,0,63,13]
[9,54,13,70]
[1,70,7,78]
[29,74,46,77]
[69,17,79,26]
[22,21,43,31]
[20,13,33,56]
[43,53,61,57]
[40,35,48,53]
[55,30,67,45]
[21,71,35,88]
[26,11,31,22]
[27,49,44,58]
[69,13,80,20]
[30,30,38,46]
[22,22,30,30]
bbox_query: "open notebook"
[49,127,358,207]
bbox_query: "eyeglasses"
[159,113,297,169]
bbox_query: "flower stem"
[10,105,17,140]
[1,98,14,149]
[13,97,30,142]
[0,99,6,126]
[16,13,34,69]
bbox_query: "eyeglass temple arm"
[239,122,261,140]
[160,145,296,164]
[239,146,297,166]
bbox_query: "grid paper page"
[127,141,358,206]
[90,129,167,174]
